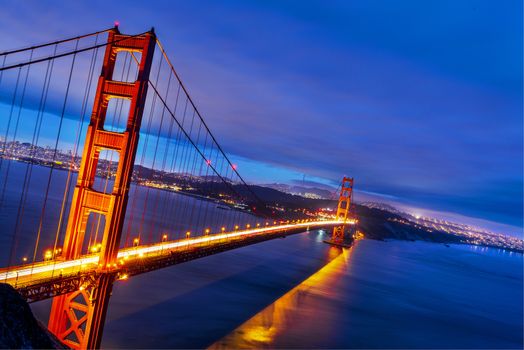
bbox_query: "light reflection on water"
[210,245,352,349]
[209,239,523,349]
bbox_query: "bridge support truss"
[325,177,354,247]
[48,27,155,349]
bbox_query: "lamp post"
[133,237,139,257]
[161,234,168,254]
[186,231,191,249]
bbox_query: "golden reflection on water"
[209,245,354,349]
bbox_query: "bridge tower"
[325,177,354,247]
[48,27,156,349]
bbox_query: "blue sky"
[0,0,522,233]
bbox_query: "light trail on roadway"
[1,220,352,287]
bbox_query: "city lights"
[0,219,346,283]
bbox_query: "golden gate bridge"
[0,26,355,349]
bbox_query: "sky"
[0,0,522,234]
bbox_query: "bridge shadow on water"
[96,231,348,349]
[209,246,352,349]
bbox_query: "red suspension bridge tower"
[47,27,156,349]
[325,176,355,247]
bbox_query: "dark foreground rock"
[0,283,63,349]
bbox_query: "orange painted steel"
[47,27,156,349]
[331,177,354,244]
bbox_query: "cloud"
[0,0,521,229]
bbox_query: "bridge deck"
[1,220,350,302]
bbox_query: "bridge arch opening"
[113,51,142,83]
[91,149,119,194]
[84,211,106,256]
[103,97,131,132]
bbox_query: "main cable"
[0,27,113,56]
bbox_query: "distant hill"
[354,205,463,243]
[261,183,334,199]
[234,184,335,209]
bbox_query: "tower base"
[323,238,354,248]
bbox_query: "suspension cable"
[155,39,268,212]
[0,31,148,71]
[147,81,267,218]
[0,27,113,56]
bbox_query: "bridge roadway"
[1,219,350,302]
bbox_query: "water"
[0,160,256,266]
[32,235,522,349]
[1,161,522,348]
[213,239,524,349]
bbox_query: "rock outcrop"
[0,283,63,349]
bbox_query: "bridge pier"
[48,274,115,349]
